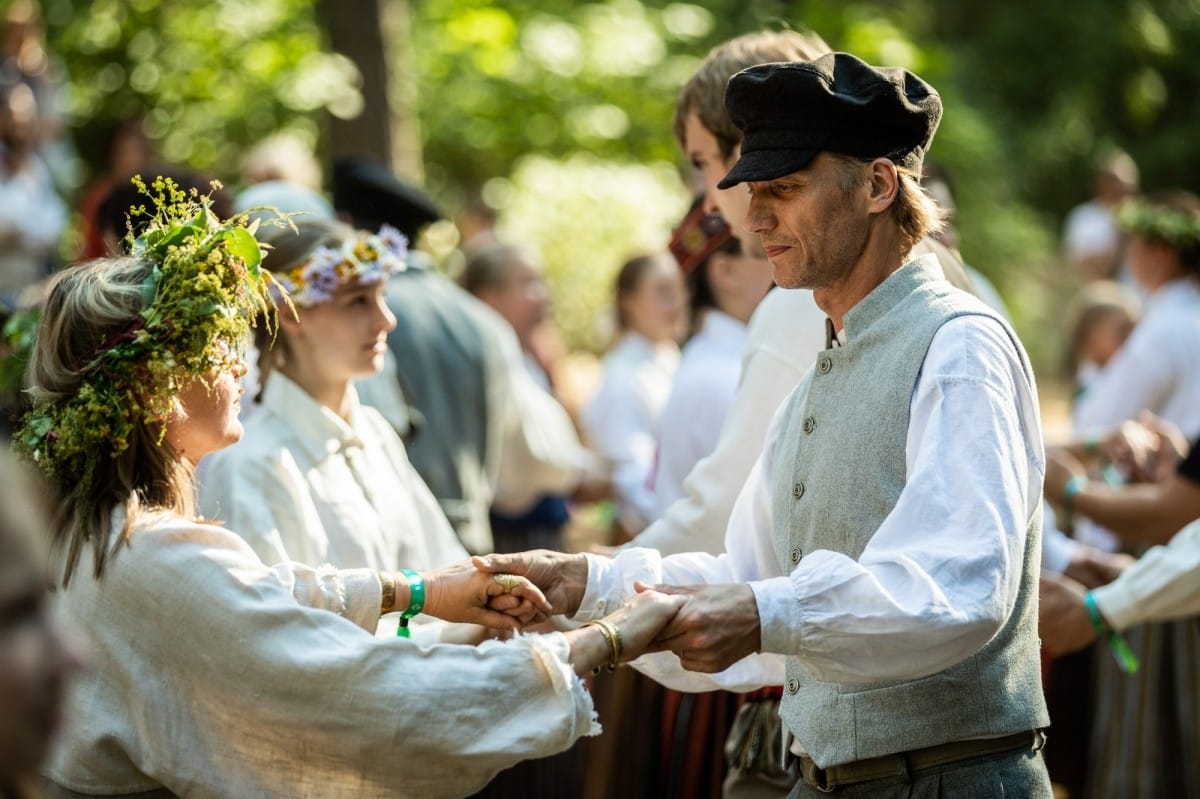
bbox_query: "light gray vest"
[770,257,1049,768]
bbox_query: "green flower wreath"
[1117,198,1200,248]
[13,175,281,497]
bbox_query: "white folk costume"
[199,372,467,573]
[43,510,597,799]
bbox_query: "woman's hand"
[418,560,552,631]
[564,586,686,676]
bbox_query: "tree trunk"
[319,0,393,168]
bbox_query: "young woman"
[13,180,683,798]
[198,218,467,580]
[581,252,686,537]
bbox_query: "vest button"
[787,678,800,694]
[818,357,832,374]
[789,547,802,565]
[792,482,805,499]
[803,416,815,434]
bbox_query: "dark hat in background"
[669,197,735,274]
[331,155,443,242]
[718,52,942,189]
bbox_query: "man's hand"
[1044,450,1087,506]
[1062,545,1134,589]
[1038,572,1098,658]
[473,550,589,618]
[640,583,761,673]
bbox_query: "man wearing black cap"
[483,52,1051,796]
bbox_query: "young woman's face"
[286,280,397,383]
[621,261,687,344]
[166,354,247,463]
[0,530,82,782]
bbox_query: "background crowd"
[1,1,1199,798]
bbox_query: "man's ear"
[866,158,899,213]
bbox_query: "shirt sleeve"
[752,316,1043,685]
[1092,519,1200,631]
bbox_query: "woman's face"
[166,356,247,463]
[284,280,397,384]
[0,530,82,782]
[621,262,687,344]
[1127,234,1185,292]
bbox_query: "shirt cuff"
[341,567,385,632]
[574,549,662,621]
[750,575,804,656]
[1041,525,1079,575]
[1090,579,1138,632]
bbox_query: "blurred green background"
[32,0,1200,372]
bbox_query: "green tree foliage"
[39,0,352,180]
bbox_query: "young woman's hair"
[27,258,195,584]
[251,217,358,398]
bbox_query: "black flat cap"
[332,155,443,242]
[718,52,941,189]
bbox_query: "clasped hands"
[460,549,762,673]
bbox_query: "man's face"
[743,153,870,291]
[683,112,764,258]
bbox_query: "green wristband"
[1062,475,1088,512]
[1084,592,1139,674]
[397,569,425,639]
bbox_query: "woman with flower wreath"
[198,217,470,618]
[14,178,685,798]
[1065,189,1200,798]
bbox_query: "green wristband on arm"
[1084,591,1139,674]
[397,569,425,639]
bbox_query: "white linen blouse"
[199,372,468,572]
[43,510,597,798]
[581,332,679,534]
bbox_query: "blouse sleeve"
[72,521,597,799]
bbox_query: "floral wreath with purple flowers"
[273,225,408,306]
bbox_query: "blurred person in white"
[1062,149,1140,284]
[18,181,687,798]
[581,252,685,538]
[1073,190,1200,555]
[459,242,607,554]
[0,451,84,799]
[654,199,773,516]
[199,217,470,592]
[0,80,65,308]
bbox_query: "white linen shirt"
[582,332,679,534]
[44,511,597,798]
[575,312,1044,692]
[654,309,747,517]
[199,372,468,572]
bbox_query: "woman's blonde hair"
[26,258,195,585]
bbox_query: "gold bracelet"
[379,571,396,614]
[583,619,622,674]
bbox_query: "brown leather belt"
[797,729,1046,792]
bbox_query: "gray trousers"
[787,749,1053,798]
